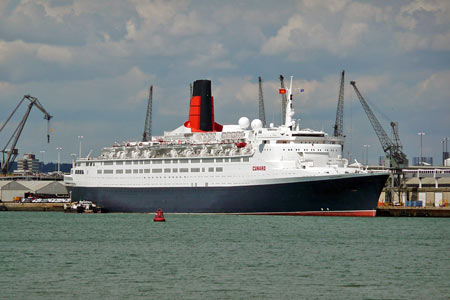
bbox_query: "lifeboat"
[153,208,166,222]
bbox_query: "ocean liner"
[64,78,388,216]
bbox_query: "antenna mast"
[142,85,153,142]
[279,75,287,125]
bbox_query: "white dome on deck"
[238,117,250,129]
[251,119,263,130]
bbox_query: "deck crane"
[142,85,153,142]
[258,76,266,127]
[333,70,345,137]
[349,81,408,169]
[1,95,52,174]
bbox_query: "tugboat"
[153,208,165,222]
[64,200,102,213]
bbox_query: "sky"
[0,0,449,165]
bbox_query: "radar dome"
[251,119,263,130]
[238,117,250,129]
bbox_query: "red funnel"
[184,80,222,132]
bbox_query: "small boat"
[153,208,165,222]
[64,200,102,213]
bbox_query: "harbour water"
[1,212,449,299]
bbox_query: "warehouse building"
[0,181,31,202]
[0,181,68,202]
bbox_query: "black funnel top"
[193,80,212,131]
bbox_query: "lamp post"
[446,137,449,154]
[39,150,45,173]
[418,132,425,166]
[70,153,77,168]
[363,145,370,166]
[78,136,83,158]
[40,150,45,163]
[445,137,450,166]
[56,147,62,173]
[443,139,446,166]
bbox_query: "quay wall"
[0,203,64,212]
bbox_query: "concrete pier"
[376,206,450,217]
[0,202,64,212]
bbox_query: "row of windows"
[97,167,224,175]
[79,157,248,167]
[282,148,337,152]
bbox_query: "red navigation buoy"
[153,208,166,222]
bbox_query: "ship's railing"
[93,147,255,161]
[403,168,450,178]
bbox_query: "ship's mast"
[284,76,295,128]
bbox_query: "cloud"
[262,0,450,58]
[261,14,304,55]
[400,0,445,15]
[395,14,417,30]
[395,32,428,52]
[0,81,17,101]
[261,3,372,57]
[170,11,214,37]
[0,0,449,164]
[415,70,450,108]
[187,43,235,69]
[125,20,137,40]
[349,74,389,93]
[301,0,350,14]
[432,32,450,51]
[36,44,72,64]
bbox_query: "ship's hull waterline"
[67,173,388,216]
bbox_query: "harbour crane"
[350,81,408,203]
[390,121,403,157]
[350,81,408,169]
[258,76,266,127]
[142,85,153,142]
[1,95,52,174]
[333,70,345,137]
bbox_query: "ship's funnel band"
[186,96,202,130]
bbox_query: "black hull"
[67,174,388,216]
